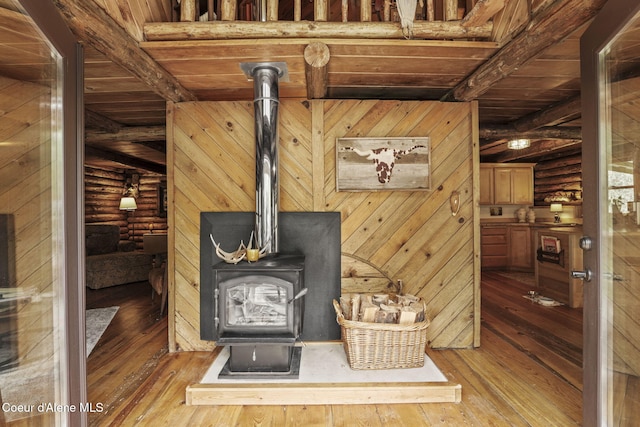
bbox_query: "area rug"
[86,306,119,356]
[523,294,563,306]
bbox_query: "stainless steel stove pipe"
[241,62,288,254]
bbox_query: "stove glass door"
[221,275,293,332]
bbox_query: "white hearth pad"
[201,342,447,384]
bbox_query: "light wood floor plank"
[85,271,586,426]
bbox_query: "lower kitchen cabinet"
[481,225,508,269]
[481,224,533,272]
[534,228,584,308]
[509,226,533,271]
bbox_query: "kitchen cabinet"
[534,228,583,308]
[509,226,533,271]
[481,223,534,272]
[479,166,494,205]
[480,225,508,269]
[480,163,534,205]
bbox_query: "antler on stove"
[209,234,246,264]
[209,231,270,264]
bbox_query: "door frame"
[581,0,640,425]
[17,0,86,424]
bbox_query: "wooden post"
[444,0,457,20]
[341,0,349,22]
[207,0,215,20]
[383,0,390,21]
[294,0,302,21]
[361,0,372,22]
[267,0,279,21]
[221,0,237,21]
[304,42,330,99]
[426,0,435,21]
[315,0,328,21]
[171,0,179,22]
[180,0,197,21]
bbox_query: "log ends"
[304,42,330,99]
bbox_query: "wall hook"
[450,191,460,216]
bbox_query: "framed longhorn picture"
[336,137,431,191]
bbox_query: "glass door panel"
[0,0,83,425]
[582,1,640,425]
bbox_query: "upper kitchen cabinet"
[480,164,535,205]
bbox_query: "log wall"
[534,151,583,205]
[84,166,167,249]
[168,99,480,352]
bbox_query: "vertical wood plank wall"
[168,99,480,351]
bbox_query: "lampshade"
[119,197,137,211]
[507,138,530,150]
[549,203,563,213]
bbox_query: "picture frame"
[336,137,431,191]
[157,182,167,217]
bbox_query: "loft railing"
[156,0,493,41]
[173,0,469,24]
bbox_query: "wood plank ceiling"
[0,0,617,173]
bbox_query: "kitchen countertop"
[480,219,581,228]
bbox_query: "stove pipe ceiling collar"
[240,62,289,254]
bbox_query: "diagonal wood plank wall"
[168,99,480,351]
[0,75,56,366]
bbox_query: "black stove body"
[209,255,305,374]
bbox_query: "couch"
[85,224,153,290]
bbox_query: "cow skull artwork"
[347,144,426,184]
[336,137,431,191]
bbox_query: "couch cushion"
[86,252,153,289]
[86,224,120,255]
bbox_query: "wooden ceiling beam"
[85,109,123,133]
[143,20,493,41]
[479,125,581,141]
[86,126,166,144]
[443,0,607,102]
[512,95,581,132]
[485,139,581,163]
[85,145,166,174]
[304,42,330,99]
[52,0,196,103]
[461,0,506,28]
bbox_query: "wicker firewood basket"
[332,299,430,370]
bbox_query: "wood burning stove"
[209,254,305,376]
[199,61,340,378]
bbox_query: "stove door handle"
[288,288,308,304]
[214,288,220,332]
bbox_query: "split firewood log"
[372,294,389,305]
[399,303,425,325]
[397,294,420,306]
[340,294,352,320]
[360,300,380,322]
[350,294,361,322]
[376,303,400,323]
[410,301,426,322]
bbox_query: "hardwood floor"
[86,272,584,426]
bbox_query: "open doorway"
[83,166,169,419]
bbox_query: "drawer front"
[482,226,507,235]
[483,245,508,256]
[483,235,507,245]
